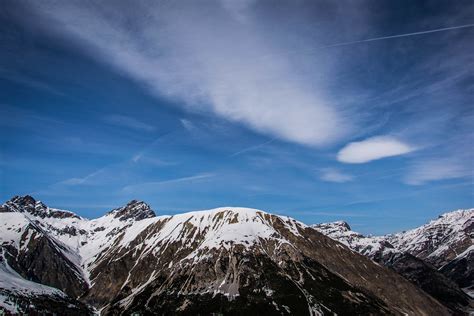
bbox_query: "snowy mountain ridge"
[1,196,309,286]
[311,220,397,259]
[313,208,473,264]
[0,195,469,315]
[387,209,473,265]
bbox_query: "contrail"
[326,23,474,48]
[230,138,276,157]
[211,23,474,81]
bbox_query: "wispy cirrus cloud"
[104,114,155,132]
[27,1,354,147]
[130,132,177,167]
[337,136,415,164]
[121,173,215,193]
[0,70,66,96]
[404,158,472,185]
[180,119,195,132]
[42,164,115,190]
[320,168,353,183]
[230,138,276,157]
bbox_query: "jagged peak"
[8,195,50,210]
[11,195,38,207]
[3,195,79,219]
[436,208,473,222]
[333,220,351,230]
[313,220,352,232]
[390,208,473,239]
[108,200,156,221]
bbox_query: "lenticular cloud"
[337,136,414,163]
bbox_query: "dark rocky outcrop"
[0,290,92,316]
[4,195,80,219]
[105,250,391,315]
[382,252,472,314]
[0,247,93,316]
[1,225,88,299]
[441,250,474,296]
[107,200,156,221]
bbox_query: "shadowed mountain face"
[0,196,464,315]
[441,250,474,296]
[0,196,89,296]
[0,246,91,315]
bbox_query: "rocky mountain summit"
[107,200,156,221]
[387,209,473,269]
[0,196,470,315]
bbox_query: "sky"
[1,0,473,235]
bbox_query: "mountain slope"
[313,210,473,314]
[441,248,474,297]
[91,207,446,315]
[0,248,91,315]
[0,196,454,315]
[0,196,89,297]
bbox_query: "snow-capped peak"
[314,208,473,267]
[106,200,156,221]
[313,220,352,233]
[103,206,301,270]
[312,221,396,259]
[2,195,80,219]
[387,208,473,266]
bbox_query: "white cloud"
[337,136,414,164]
[320,168,353,183]
[404,158,471,185]
[104,115,154,132]
[29,1,349,147]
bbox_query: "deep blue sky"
[1,0,473,234]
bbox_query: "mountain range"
[0,195,472,315]
[314,209,473,314]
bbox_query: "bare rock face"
[1,196,467,315]
[0,248,92,315]
[383,252,472,314]
[2,233,88,299]
[104,247,391,315]
[107,200,156,221]
[5,195,80,219]
[441,249,474,297]
[1,198,88,299]
[0,197,92,315]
